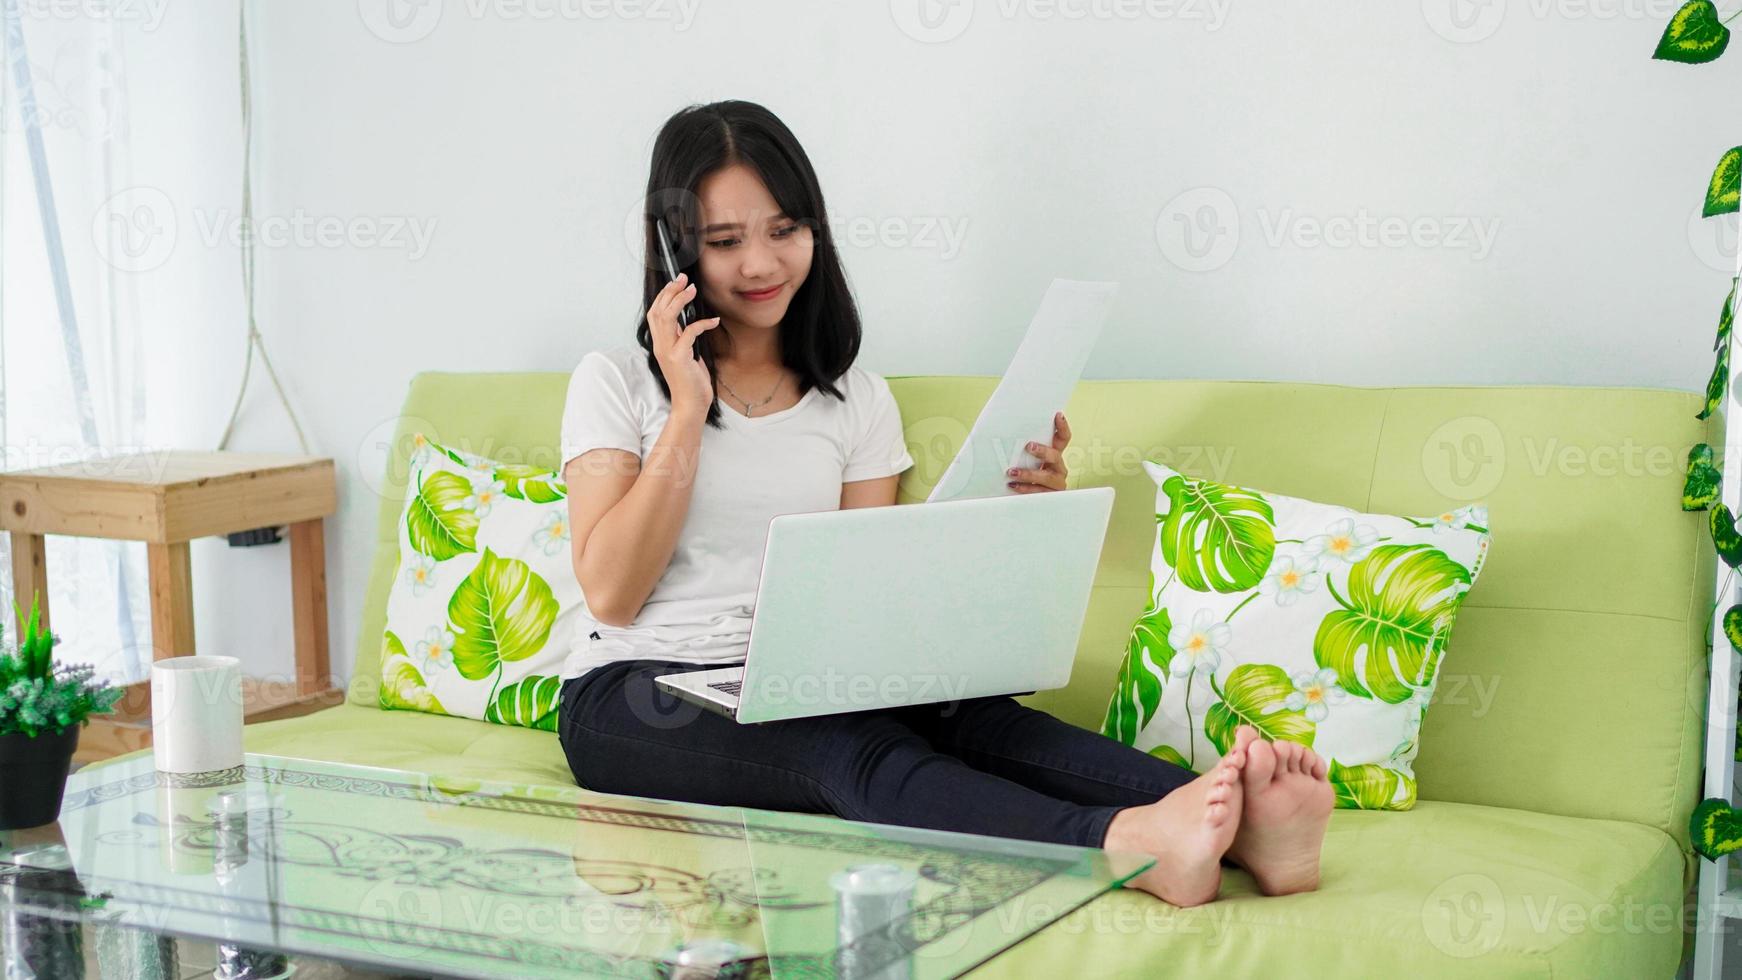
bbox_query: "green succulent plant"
[0,594,122,738]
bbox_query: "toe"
[1275,741,1298,773]
[1310,754,1329,780]
[1243,738,1277,789]
[1229,726,1258,767]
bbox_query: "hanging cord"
[216,0,309,453]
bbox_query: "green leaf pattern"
[448,548,560,681]
[1111,461,1488,810]
[406,470,481,560]
[384,435,575,732]
[484,674,563,732]
[1101,605,1171,746]
[1204,663,1316,752]
[1313,544,1473,704]
[1154,468,1277,594]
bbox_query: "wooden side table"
[0,452,343,761]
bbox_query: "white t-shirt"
[558,345,916,681]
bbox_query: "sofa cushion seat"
[244,705,1683,978]
[1010,800,1685,978]
[245,704,574,787]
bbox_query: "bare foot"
[1227,739,1333,896]
[1105,729,1258,907]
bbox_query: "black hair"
[635,100,862,429]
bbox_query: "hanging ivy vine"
[1660,1,1742,859]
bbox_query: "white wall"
[117,0,1735,686]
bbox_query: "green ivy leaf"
[1725,604,1742,655]
[1692,797,1742,859]
[1698,340,1730,421]
[1204,663,1316,752]
[1706,146,1742,217]
[1655,0,1731,64]
[1717,278,1738,352]
[1684,443,1722,511]
[406,470,480,561]
[448,549,559,681]
[1713,504,1742,567]
[484,674,562,732]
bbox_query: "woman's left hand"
[1007,411,1071,493]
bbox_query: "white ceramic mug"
[150,656,244,775]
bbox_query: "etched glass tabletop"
[1,753,1153,978]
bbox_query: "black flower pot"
[0,726,79,830]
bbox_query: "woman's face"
[693,162,814,333]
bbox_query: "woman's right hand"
[648,273,722,417]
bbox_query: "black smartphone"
[654,216,699,330]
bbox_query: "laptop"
[654,486,1115,724]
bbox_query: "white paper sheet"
[926,278,1119,503]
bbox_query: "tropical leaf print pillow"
[1101,460,1492,810]
[379,434,578,732]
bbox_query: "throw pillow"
[1101,460,1491,810]
[379,434,578,732]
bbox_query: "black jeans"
[557,658,1197,848]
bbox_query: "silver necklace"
[717,370,785,416]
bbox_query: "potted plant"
[0,595,122,829]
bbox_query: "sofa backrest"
[355,372,1710,845]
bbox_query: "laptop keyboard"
[708,679,743,697]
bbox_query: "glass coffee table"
[1,753,1153,978]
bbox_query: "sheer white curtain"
[1,0,152,683]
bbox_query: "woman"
[556,100,1333,907]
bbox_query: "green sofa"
[244,371,1710,977]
